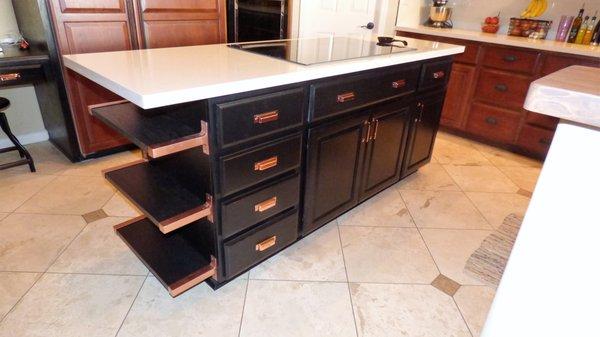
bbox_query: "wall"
[0,0,48,147]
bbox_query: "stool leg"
[0,113,36,172]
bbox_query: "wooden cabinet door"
[303,113,369,234]
[402,93,444,178]
[440,63,475,129]
[360,102,410,201]
[135,0,227,48]
[48,0,134,155]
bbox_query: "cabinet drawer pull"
[539,138,551,145]
[503,55,518,62]
[337,92,356,103]
[392,79,406,89]
[254,156,278,171]
[255,236,277,252]
[254,197,277,212]
[494,84,508,92]
[485,116,498,125]
[0,73,21,82]
[432,71,445,79]
[253,110,279,124]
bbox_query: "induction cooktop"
[228,36,416,66]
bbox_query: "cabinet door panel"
[64,22,132,53]
[303,114,368,234]
[441,63,475,129]
[143,20,221,48]
[60,0,125,12]
[141,0,218,10]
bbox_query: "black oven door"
[229,0,287,42]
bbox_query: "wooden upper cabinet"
[59,0,126,12]
[135,0,227,49]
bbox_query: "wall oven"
[227,0,288,42]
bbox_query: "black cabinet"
[402,91,445,178]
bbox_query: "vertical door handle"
[417,102,425,122]
[362,121,371,143]
[372,119,379,140]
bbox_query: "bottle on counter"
[556,15,574,41]
[575,15,590,43]
[591,15,600,45]
[582,11,598,45]
[568,5,586,43]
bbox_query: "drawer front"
[0,65,44,87]
[216,88,305,148]
[310,65,420,120]
[482,46,540,74]
[516,125,554,156]
[454,42,480,64]
[474,69,531,110]
[221,174,300,238]
[525,111,558,130]
[220,134,302,196]
[466,103,521,143]
[419,59,452,91]
[224,210,298,277]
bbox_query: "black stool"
[0,97,36,172]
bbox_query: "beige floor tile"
[103,192,141,217]
[0,273,144,337]
[0,142,72,176]
[60,150,141,177]
[339,226,438,283]
[249,222,346,282]
[49,217,147,275]
[337,188,414,227]
[0,272,39,318]
[471,142,543,168]
[454,286,496,337]
[420,229,492,285]
[0,213,86,272]
[443,165,519,193]
[350,283,471,337]
[117,277,246,337]
[497,166,541,192]
[401,190,492,229]
[433,138,492,166]
[16,175,115,215]
[0,174,56,212]
[437,131,479,147]
[396,163,460,191]
[0,213,6,221]
[466,192,530,229]
[240,280,356,337]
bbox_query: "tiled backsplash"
[397,0,600,37]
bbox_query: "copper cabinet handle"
[392,79,406,89]
[372,119,379,140]
[255,236,277,252]
[254,156,278,171]
[254,110,279,124]
[337,92,356,103]
[433,71,445,79]
[0,73,21,82]
[362,121,371,143]
[254,197,277,212]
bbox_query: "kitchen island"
[63,37,464,297]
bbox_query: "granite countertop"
[63,37,464,109]
[396,25,600,58]
[524,66,600,128]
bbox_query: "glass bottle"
[568,5,585,43]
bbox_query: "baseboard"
[0,130,50,148]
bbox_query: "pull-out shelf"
[105,160,213,234]
[91,101,209,158]
[115,217,216,297]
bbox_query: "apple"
[490,16,500,25]
[485,17,493,24]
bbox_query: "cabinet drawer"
[224,210,298,277]
[221,174,300,238]
[466,103,521,143]
[516,125,554,156]
[220,134,302,196]
[454,42,480,64]
[0,65,44,87]
[418,59,452,91]
[482,46,540,74]
[215,88,305,148]
[525,111,558,130]
[474,69,531,110]
[310,65,419,120]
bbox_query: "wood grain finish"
[473,69,531,110]
[440,63,476,128]
[59,0,125,12]
[481,45,540,75]
[515,125,554,155]
[466,103,521,143]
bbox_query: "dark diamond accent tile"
[517,189,533,198]
[431,274,461,297]
[82,209,108,224]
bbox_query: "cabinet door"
[135,0,227,48]
[303,114,369,234]
[402,93,444,178]
[360,102,410,201]
[47,0,133,155]
[440,63,475,129]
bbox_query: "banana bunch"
[521,0,548,19]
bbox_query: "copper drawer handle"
[0,73,21,82]
[254,110,279,124]
[254,197,277,212]
[337,92,356,103]
[392,79,406,89]
[254,156,278,171]
[256,236,277,252]
[433,71,445,79]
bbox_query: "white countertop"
[63,37,464,109]
[524,66,600,128]
[396,26,600,58]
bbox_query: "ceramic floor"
[0,133,542,337]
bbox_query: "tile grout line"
[6,173,60,215]
[452,296,475,337]
[336,221,360,337]
[114,274,149,337]
[236,275,251,337]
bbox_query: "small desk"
[0,45,49,86]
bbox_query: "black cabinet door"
[303,113,369,234]
[360,102,411,200]
[402,92,445,177]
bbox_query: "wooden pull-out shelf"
[115,217,216,297]
[105,160,213,234]
[91,101,209,158]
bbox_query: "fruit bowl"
[481,23,500,34]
